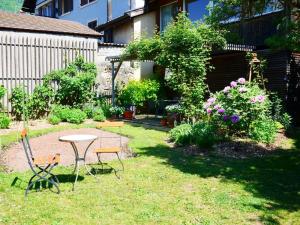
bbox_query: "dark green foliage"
[169,123,192,146]
[0,113,10,129]
[64,108,87,124]
[123,13,225,117]
[44,56,97,108]
[83,105,95,119]
[29,85,54,119]
[48,115,61,125]
[269,93,292,130]
[0,85,5,99]
[249,118,278,144]
[10,87,29,121]
[191,121,222,148]
[92,108,106,122]
[118,79,160,107]
[49,105,68,121]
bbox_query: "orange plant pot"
[123,111,134,120]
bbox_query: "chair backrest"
[21,129,35,168]
[97,121,124,148]
[97,121,124,128]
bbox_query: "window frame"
[87,19,98,30]
[80,0,97,8]
[60,0,73,16]
[160,1,178,32]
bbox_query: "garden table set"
[59,134,98,191]
[21,121,125,196]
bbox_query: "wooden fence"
[0,31,98,111]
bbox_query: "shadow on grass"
[138,133,300,224]
[11,174,84,192]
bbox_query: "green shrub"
[92,108,106,122]
[0,113,10,129]
[29,85,54,119]
[169,123,192,145]
[191,121,222,148]
[109,106,124,116]
[270,93,292,130]
[10,87,29,121]
[118,79,160,107]
[50,105,70,121]
[44,57,97,108]
[0,85,5,98]
[249,118,278,144]
[65,108,87,124]
[83,105,94,119]
[48,115,61,125]
[205,78,271,135]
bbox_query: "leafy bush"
[165,104,184,114]
[109,106,124,116]
[83,105,95,119]
[29,85,54,119]
[169,123,192,145]
[48,115,61,125]
[249,119,278,144]
[44,56,97,108]
[0,85,6,109]
[191,121,222,148]
[64,108,87,124]
[269,93,292,130]
[92,108,106,122]
[50,105,70,121]
[204,78,271,135]
[118,79,160,107]
[0,113,10,129]
[10,87,29,120]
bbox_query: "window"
[88,20,97,30]
[38,2,54,17]
[80,0,96,6]
[186,0,211,22]
[58,0,73,15]
[160,2,178,32]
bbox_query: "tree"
[206,0,300,51]
[123,13,226,118]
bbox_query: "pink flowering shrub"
[204,78,272,135]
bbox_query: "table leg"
[83,140,97,177]
[71,142,79,174]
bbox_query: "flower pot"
[123,111,134,120]
[160,118,167,126]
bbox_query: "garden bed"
[180,131,292,159]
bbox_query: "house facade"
[35,0,144,31]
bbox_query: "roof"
[0,11,101,38]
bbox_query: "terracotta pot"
[160,118,167,126]
[123,111,134,120]
[167,118,175,128]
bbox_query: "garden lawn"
[1,124,300,225]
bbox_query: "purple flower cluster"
[251,95,266,103]
[223,114,240,123]
[238,78,246,84]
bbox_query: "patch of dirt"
[1,128,130,172]
[179,132,289,159]
[0,119,95,135]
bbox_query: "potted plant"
[118,80,160,120]
[165,104,183,128]
[109,106,124,120]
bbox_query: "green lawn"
[0,124,300,224]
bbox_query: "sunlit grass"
[0,124,300,224]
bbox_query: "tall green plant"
[123,13,225,118]
[44,56,97,108]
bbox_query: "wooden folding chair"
[21,129,60,196]
[93,121,125,177]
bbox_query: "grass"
[0,124,300,224]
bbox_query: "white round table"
[59,135,98,190]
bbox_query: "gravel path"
[1,128,129,172]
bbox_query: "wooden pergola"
[105,44,257,106]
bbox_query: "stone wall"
[95,44,135,95]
